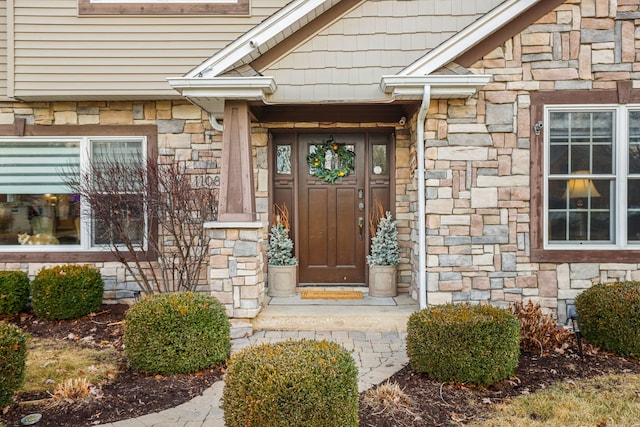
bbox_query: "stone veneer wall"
[0,100,417,312]
[0,99,220,303]
[424,0,640,321]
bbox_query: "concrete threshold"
[252,291,419,333]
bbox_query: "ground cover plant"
[0,304,639,427]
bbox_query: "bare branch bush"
[66,155,218,294]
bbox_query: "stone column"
[206,221,265,318]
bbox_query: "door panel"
[271,131,393,286]
[299,134,366,284]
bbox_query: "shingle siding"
[262,0,504,103]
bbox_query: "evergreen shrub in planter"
[367,210,399,297]
[267,204,298,297]
[0,271,30,314]
[223,339,359,427]
[575,281,640,358]
[30,264,104,320]
[407,303,520,385]
[124,292,230,374]
[0,323,27,406]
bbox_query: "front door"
[271,131,393,286]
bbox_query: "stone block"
[569,263,599,280]
[438,255,472,267]
[516,275,537,288]
[472,277,490,290]
[486,103,513,125]
[502,252,517,271]
[427,292,452,305]
[438,146,489,161]
[471,188,498,208]
[476,175,529,187]
[470,290,491,300]
[426,199,453,215]
[158,119,186,134]
[538,270,558,297]
[172,104,203,120]
[581,29,614,43]
[447,133,493,147]
[99,110,132,125]
[440,272,462,281]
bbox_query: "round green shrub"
[124,292,230,375]
[30,264,104,320]
[407,303,520,385]
[0,323,27,407]
[575,281,640,358]
[223,339,359,427]
[0,271,29,314]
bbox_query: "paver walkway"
[103,330,408,427]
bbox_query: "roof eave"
[185,0,331,79]
[380,75,493,100]
[400,0,542,76]
[167,76,277,115]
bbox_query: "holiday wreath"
[306,138,355,183]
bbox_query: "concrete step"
[251,293,419,333]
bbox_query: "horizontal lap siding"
[0,1,6,98]
[11,0,286,99]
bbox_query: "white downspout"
[417,85,431,310]
[209,113,224,132]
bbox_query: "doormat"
[301,290,363,300]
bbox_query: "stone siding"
[424,0,640,320]
[0,99,221,304]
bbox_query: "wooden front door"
[299,134,366,284]
[271,132,393,286]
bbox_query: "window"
[78,0,249,15]
[0,136,146,251]
[545,105,640,249]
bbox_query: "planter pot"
[368,265,397,297]
[268,264,297,297]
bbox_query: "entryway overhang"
[380,74,492,100]
[167,76,277,118]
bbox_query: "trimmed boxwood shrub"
[124,292,230,375]
[0,323,27,406]
[30,264,104,320]
[0,271,29,314]
[222,339,359,427]
[575,281,640,358]
[407,303,520,385]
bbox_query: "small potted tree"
[367,208,399,297]
[267,204,298,297]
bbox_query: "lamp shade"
[562,170,601,199]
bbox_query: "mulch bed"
[2,304,639,426]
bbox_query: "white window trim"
[543,104,640,250]
[0,136,147,252]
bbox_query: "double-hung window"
[545,105,640,249]
[0,136,146,250]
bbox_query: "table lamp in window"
[563,171,601,208]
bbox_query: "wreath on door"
[306,137,355,183]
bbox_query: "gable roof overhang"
[168,76,277,116]
[168,0,560,116]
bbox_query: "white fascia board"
[400,0,541,76]
[168,76,277,97]
[185,0,329,79]
[380,74,492,99]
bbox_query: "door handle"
[358,217,364,240]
